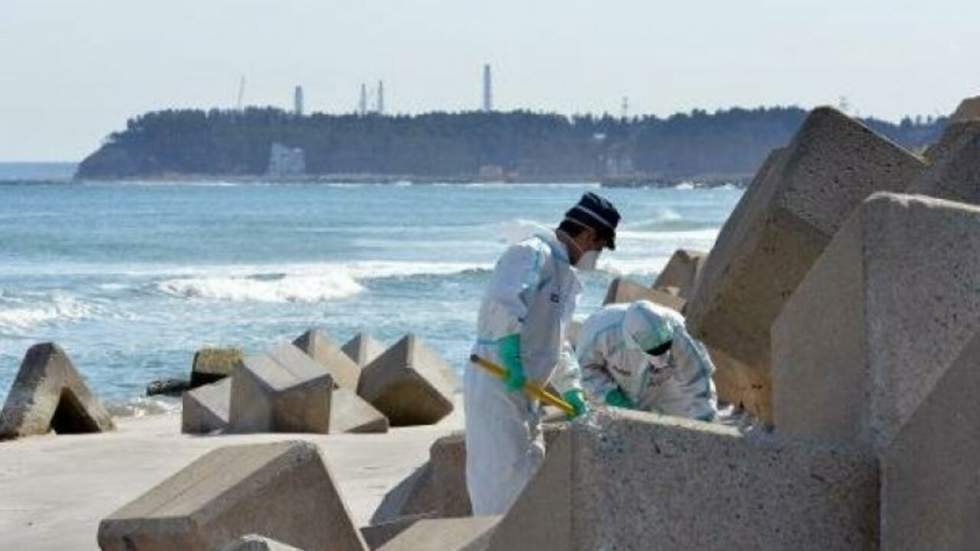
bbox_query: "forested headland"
[75,106,945,183]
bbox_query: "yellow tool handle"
[469,354,575,416]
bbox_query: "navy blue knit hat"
[564,192,621,250]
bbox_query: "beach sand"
[0,398,464,550]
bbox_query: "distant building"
[478,164,504,180]
[294,86,304,116]
[482,64,493,112]
[267,143,306,176]
[376,80,385,114]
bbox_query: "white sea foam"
[106,395,181,417]
[155,260,491,303]
[0,293,97,333]
[598,256,673,277]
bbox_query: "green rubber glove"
[605,388,634,409]
[563,389,589,420]
[498,334,526,392]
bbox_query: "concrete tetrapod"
[772,193,980,451]
[218,534,303,551]
[377,517,500,551]
[228,342,333,434]
[879,332,980,551]
[342,333,387,367]
[330,388,389,434]
[294,328,362,389]
[653,248,707,300]
[909,121,980,205]
[685,107,926,421]
[98,441,367,551]
[949,95,980,123]
[0,342,114,439]
[190,347,243,387]
[486,409,879,551]
[602,277,686,313]
[356,335,456,426]
[181,378,231,434]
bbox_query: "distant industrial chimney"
[482,64,493,112]
[359,83,368,115]
[294,86,304,116]
[376,80,385,115]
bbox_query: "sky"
[2,0,978,161]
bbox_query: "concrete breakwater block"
[910,121,980,205]
[371,463,439,526]
[653,248,707,299]
[219,535,303,551]
[228,342,333,434]
[191,347,244,387]
[486,410,878,551]
[880,332,980,551]
[0,342,114,439]
[98,441,367,551]
[356,335,456,426]
[330,388,389,434]
[685,107,926,421]
[378,517,500,551]
[950,95,980,123]
[602,278,686,313]
[360,515,429,550]
[294,328,362,389]
[182,378,231,434]
[772,193,980,451]
[343,332,387,367]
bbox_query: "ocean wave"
[0,293,97,333]
[598,256,673,277]
[154,260,491,303]
[157,272,364,303]
[106,395,181,417]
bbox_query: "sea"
[0,169,742,414]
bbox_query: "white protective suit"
[577,300,718,421]
[465,230,584,515]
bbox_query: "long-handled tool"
[469,354,575,416]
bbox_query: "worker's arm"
[577,332,632,408]
[668,326,718,421]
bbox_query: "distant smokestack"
[376,80,385,115]
[482,64,493,112]
[294,86,304,116]
[359,83,368,115]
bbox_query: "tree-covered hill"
[75,107,945,181]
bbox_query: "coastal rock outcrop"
[0,342,114,439]
[97,441,367,551]
[685,107,927,421]
[356,335,456,426]
[486,410,878,551]
[772,193,980,450]
[228,342,333,434]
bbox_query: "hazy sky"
[2,0,978,161]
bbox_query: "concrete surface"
[653,248,706,299]
[331,388,389,434]
[181,377,231,434]
[294,328,362,390]
[602,277,686,313]
[685,107,926,422]
[190,347,243,387]
[0,342,115,439]
[219,534,303,551]
[97,440,366,551]
[880,332,980,551]
[949,95,980,123]
[0,394,463,550]
[488,409,879,551]
[378,516,500,551]
[910,121,980,205]
[357,335,457,426]
[228,342,333,434]
[343,333,387,368]
[772,193,980,450]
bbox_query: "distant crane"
[236,76,246,111]
[482,64,493,112]
[359,83,368,115]
[621,96,629,120]
[376,80,385,114]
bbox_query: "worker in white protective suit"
[577,300,718,422]
[465,192,621,515]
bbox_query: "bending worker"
[465,192,621,515]
[577,299,718,422]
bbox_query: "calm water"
[0,180,741,411]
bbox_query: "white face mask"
[576,250,600,271]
